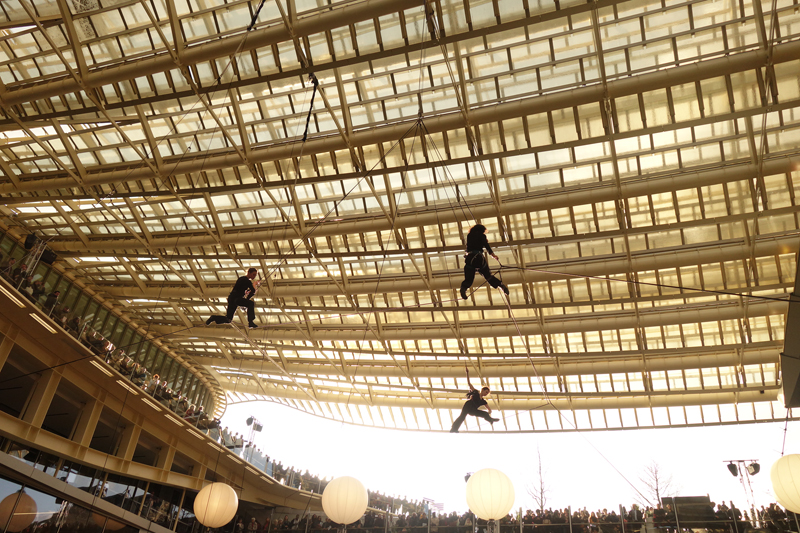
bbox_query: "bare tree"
[527,447,550,511]
[637,460,677,508]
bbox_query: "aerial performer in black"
[206,267,260,329]
[460,224,508,299]
[449,365,499,433]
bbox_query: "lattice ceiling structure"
[1,0,799,432]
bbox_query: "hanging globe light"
[771,455,800,513]
[0,489,38,533]
[465,468,515,520]
[193,483,238,528]
[321,476,368,525]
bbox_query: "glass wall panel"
[101,316,118,340]
[91,307,109,333]
[33,262,49,286]
[83,301,99,328]
[60,282,79,311]
[186,377,198,404]
[102,474,148,514]
[173,367,188,393]
[142,343,156,369]
[58,460,101,494]
[7,481,66,533]
[109,320,127,345]
[165,360,179,385]
[0,475,24,533]
[32,449,61,476]
[0,236,14,256]
[118,328,133,354]
[128,334,143,360]
[175,489,197,533]
[141,482,183,530]
[151,352,166,378]
[41,268,60,292]
[72,293,90,318]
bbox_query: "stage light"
[727,463,739,476]
[246,416,254,426]
[465,473,472,482]
[748,462,760,475]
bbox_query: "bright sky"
[221,401,798,515]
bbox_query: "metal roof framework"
[1,0,799,431]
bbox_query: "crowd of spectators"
[240,500,798,533]
[104,349,220,429]
[1,254,213,427]
[1,255,62,313]
[230,493,800,533]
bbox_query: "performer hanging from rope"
[460,224,508,299]
[206,267,260,329]
[449,365,499,433]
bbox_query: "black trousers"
[208,297,255,324]
[450,400,494,432]
[460,253,502,293]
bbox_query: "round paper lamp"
[0,490,38,532]
[466,468,515,520]
[194,483,238,528]
[321,476,368,525]
[772,455,800,513]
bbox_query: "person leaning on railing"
[176,395,189,416]
[11,263,27,286]
[131,363,148,387]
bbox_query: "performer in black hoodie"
[450,365,499,433]
[460,224,508,299]
[206,267,260,328]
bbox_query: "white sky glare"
[221,401,798,514]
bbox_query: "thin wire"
[782,409,790,456]
[495,285,652,503]
[344,121,423,415]
[255,119,423,284]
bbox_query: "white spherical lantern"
[0,490,38,532]
[466,468,515,520]
[772,455,800,513]
[194,482,238,528]
[321,476,368,525]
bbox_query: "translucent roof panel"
[1,0,798,430]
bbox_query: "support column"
[0,325,18,373]
[21,368,61,428]
[71,398,104,447]
[117,423,141,462]
[155,444,176,477]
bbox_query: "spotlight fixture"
[246,416,254,426]
[727,463,738,477]
[464,473,472,483]
[747,462,760,475]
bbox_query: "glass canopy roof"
[1,0,798,431]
